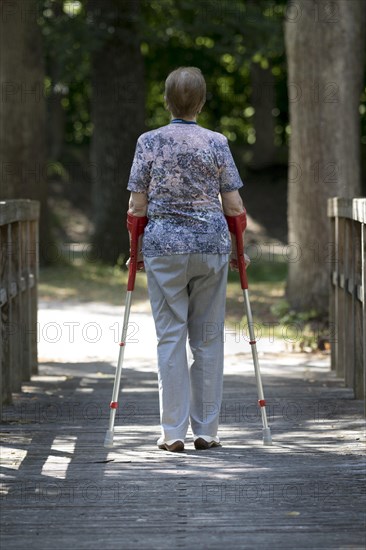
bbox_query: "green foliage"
[270,299,330,351]
[38,1,366,158]
[39,0,291,153]
[40,0,92,146]
[271,299,319,325]
[39,259,147,304]
[141,0,288,145]
[228,258,287,285]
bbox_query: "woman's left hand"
[229,253,250,272]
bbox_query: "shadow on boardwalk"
[1,302,365,550]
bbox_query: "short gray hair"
[165,67,206,118]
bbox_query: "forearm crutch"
[226,212,272,446]
[104,213,147,448]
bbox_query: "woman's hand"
[126,233,145,271]
[229,253,250,272]
[228,229,250,272]
[126,257,145,272]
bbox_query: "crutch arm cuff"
[127,212,148,236]
[126,213,148,291]
[225,210,248,290]
[224,210,247,236]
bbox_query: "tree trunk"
[0,0,49,263]
[250,63,276,169]
[285,0,366,313]
[88,0,145,264]
[47,0,65,162]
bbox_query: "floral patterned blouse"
[127,120,244,256]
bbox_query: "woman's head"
[164,67,206,119]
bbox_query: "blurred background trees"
[87,0,145,263]
[1,0,365,317]
[0,0,49,261]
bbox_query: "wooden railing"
[0,200,40,416]
[328,197,366,411]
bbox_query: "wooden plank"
[10,222,22,393]
[0,202,40,416]
[344,218,354,389]
[336,217,346,379]
[22,220,32,382]
[0,200,40,226]
[330,274,363,302]
[327,197,366,224]
[29,219,38,375]
[0,351,365,550]
[0,225,3,413]
[363,222,366,414]
[353,222,363,400]
[333,216,340,373]
[329,198,365,404]
[329,216,336,371]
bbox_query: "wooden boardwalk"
[1,302,365,549]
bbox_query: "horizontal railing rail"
[328,197,366,413]
[0,199,40,417]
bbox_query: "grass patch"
[39,256,287,330]
[226,259,329,351]
[226,258,287,326]
[39,259,148,304]
[39,256,327,351]
[229,257,288,285]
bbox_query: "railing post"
[354,220,363,399]
[344,217,354,389]
[337,215,346,379]
[362,222,366,415]
[329,207,336,371]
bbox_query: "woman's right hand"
[126,257,145,272]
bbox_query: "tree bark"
[285,0,366,313]
[250,63,276,169]
[88,0,145,264]
[0,0,49,263]
[47,0,65,162]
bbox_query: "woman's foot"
[194,436,221,450]
[158,439,185,452]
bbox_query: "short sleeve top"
[127,121,244,256]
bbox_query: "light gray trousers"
[144,253,229,442]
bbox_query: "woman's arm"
[128,192,148,217]
[127,192,148,268]
[221,190,245,216]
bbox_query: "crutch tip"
[104,430,114,448]
[262,428,272,446]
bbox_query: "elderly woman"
[127,67,245,452]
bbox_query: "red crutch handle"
[225,210,248,290]
[126,213,148,291]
